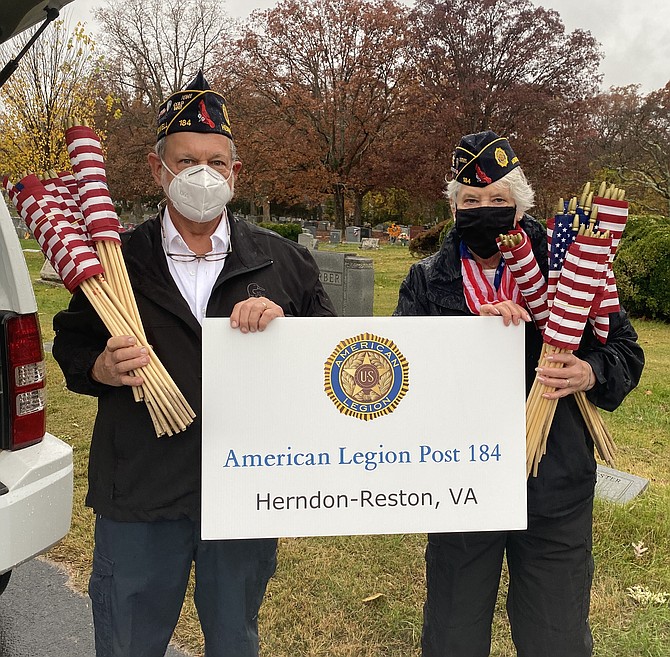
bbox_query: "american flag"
[4,175,104,292]
[65,125,122,243]
[587,196,629,341]
[544,234,612,350]
[546,216,554,247]
[42,172,88,243]
[497,229,549,330]
[547,213,579,304]
[58,171,80,204]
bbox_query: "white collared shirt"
[161,208,230,324]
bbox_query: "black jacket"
[394,215,645,517]
[53,212,336,521]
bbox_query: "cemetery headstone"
[311,251,374,316]
[595,464,649,504]
[298,232,317,249]
[344,226,361,243]
[40,258,62,283]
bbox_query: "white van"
[0,0,74,596]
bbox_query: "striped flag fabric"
[65,125,122,243]
[42,172,89,244]
[497,229,549,330]
[544,234,612,350]
[547,213,578,305]
[587,196,629,341]
[546,216,554,247]
[4,175,104,292]
[460,242,523,314]
[58,171,81,205]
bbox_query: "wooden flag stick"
[575,392,615,465]
[525,344,567,477]
[78,278,181,431]
[99,240,146,340]
[80,277,192,433]
[94,276,195,424]
[143,386,174,437]
[96,239,145,402]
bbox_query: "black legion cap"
[156,71,233,142]
[451,130,519,187]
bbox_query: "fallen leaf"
[362,593,384,604]
[632,541,649,558]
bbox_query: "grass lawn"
[21,239,669,657]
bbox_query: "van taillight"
[5,313,46,449]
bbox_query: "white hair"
[445,167,535,215]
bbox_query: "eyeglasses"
[164,249,231,262]
[161,215,232,262]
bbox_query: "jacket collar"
[421,227,468,312]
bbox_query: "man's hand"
[91,336,148,387]
[480,301,531,326]
[537,352,596,399]
[230,296,284,333]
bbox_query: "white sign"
[201,316,527,539]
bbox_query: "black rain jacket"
[394,215,645,517]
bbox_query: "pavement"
[0,558,191,657]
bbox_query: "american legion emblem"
[324,333,409,421]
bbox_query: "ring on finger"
[566,379,571,387]
[261,301,268,310]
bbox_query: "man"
[394,131,644,657]
[53,72,336,657]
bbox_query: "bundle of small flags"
[497,182,629,477]
[3,120,195,437]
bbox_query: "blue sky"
[67,0,669,93]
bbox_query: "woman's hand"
[537,352,596,399]
[479,301,531,326]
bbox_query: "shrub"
[257,222,302,242]
[408,220,452,257]
[615,215,670,320]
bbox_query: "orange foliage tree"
[227,0,415,229]
[408,0,603,218]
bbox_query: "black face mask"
[455,206,517,259]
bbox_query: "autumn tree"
[591,83,670,214]
[0,18,99,177]
[92,0,231,211]
[231,0,414,229]
[409,0,603,215]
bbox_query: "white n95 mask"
[162,161,234,223]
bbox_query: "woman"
[394,131,645,657]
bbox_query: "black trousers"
[422,499,594,657]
